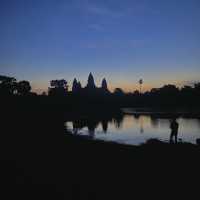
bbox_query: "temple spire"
[87,73,96,89]
[72,78,78,92]
[101,78,108,90]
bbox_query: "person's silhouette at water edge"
[170,118,179,143]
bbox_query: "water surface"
[65,110,200,145]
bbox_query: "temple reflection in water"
[65,112,200,145]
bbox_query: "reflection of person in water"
[170,118,179,143]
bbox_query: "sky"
[0,0,200,93]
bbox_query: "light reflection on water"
[65,114,200,145]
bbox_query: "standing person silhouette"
[170,118,179,143]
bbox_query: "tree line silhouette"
[0,75,31,96]
[1,73,200,107]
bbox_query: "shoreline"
[64,131,200,148]
[1,107,200,199]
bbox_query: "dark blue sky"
[0,0,200,92]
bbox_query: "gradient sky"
[0,0,200,93]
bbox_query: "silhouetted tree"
[50,79,68,89]
[150,88,159,94]
[160,84,179,93]
[49,79,68,96]
[17,80,31,96]
[139,79,143,94]
[133,90,140,96]
[0,75,17,95]
[181,85,193,97]
[114,88,124,96]
[182,85,193,91]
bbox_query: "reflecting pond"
[65,110,200,145]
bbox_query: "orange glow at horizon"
[31,79,190,94]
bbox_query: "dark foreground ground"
[1,105,200,199]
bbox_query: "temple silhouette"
[76,72,109,93]
[48,73,110,96]
[1,73,200,108]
